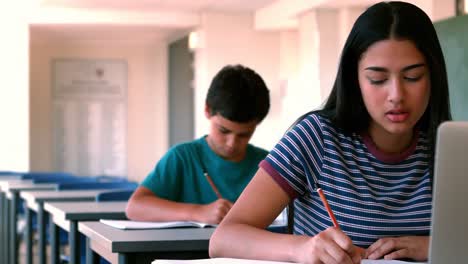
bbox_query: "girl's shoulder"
[291,110,340,135]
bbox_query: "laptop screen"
[428,121,468,263]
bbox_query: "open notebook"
[101,208,287,230]
[100,219,213,229]
[152,258,426,264]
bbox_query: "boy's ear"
[204,105,211,118]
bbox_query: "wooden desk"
[44,201,127,264]
[0,180,57,264]
[79,221,214,264]
[20,190,108,264]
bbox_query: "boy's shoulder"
[247,144,269,157]
[171,137,205,149]
[165,137,205,158]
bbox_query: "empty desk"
[21,190,108,264]
[45,201,127,264]
[79,221,214,264]
[0,180,57,264]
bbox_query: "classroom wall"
[277,30,300,129]
[193,12,284,150]
[0,4,30,171]
[317,9,340,104]
[0,0,459,175]
[432,0,457,21]
[268,7,365,130]
[30,38,168,182]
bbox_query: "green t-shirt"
[141,136,268,204]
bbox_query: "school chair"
[287,202,294,234]
[94,174,128,183]
[32,176,96,184]
[95,189,135,202]
[21,171,75,180]
[0,171,23,176]
[56,181,138,191]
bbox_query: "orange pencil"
[204,172,222,199]
[318,188,366,257]
[317,188,340,229]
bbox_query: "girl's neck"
[367,126,415,154]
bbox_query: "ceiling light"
[188,31,200,50]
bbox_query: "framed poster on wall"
[52,59,127,177]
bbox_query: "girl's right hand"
[294,227,364,264]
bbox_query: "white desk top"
[21,189,108,211]
[45,201,128,231]
[0,180,57,199]
[79,221,214,253]
[45,201,127,221]
[0,179,33,190]
[0,175,23,181]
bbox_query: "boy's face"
[205,108,258,162]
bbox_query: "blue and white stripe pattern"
[262,113,432,247]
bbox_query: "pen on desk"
[204,172,223,199]
[317,187,340,229]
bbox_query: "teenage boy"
[126,64,270,224]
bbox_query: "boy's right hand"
[294,227,364,264]
[196,199,233,224]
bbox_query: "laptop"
[429,121,468,263]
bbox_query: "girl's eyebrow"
[401,63,426,71]
[364,66,387,72]
[364,63,426,72]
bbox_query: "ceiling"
[31,0,280,44]
[31,0,380,44]
[39,0,278,12]
[30,25,176,44]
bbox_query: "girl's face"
[358,39,430,141]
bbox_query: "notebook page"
[153,258,427,264]
[362,260,427,264]
[152,258,290,264]
[100,219,211,229]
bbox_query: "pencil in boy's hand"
[317,188,340,229]
[204,172,223,199]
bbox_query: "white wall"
[317,9,340,105]
[193,12,284,150]
[0,4,30,171]
[30,39,168,182]
[0,0,458,174]
[275,7,364,128]
[432,0,456,21]
[277,31,300,128]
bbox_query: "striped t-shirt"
[260,113,432,247]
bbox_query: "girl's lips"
[386,112,409,122]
